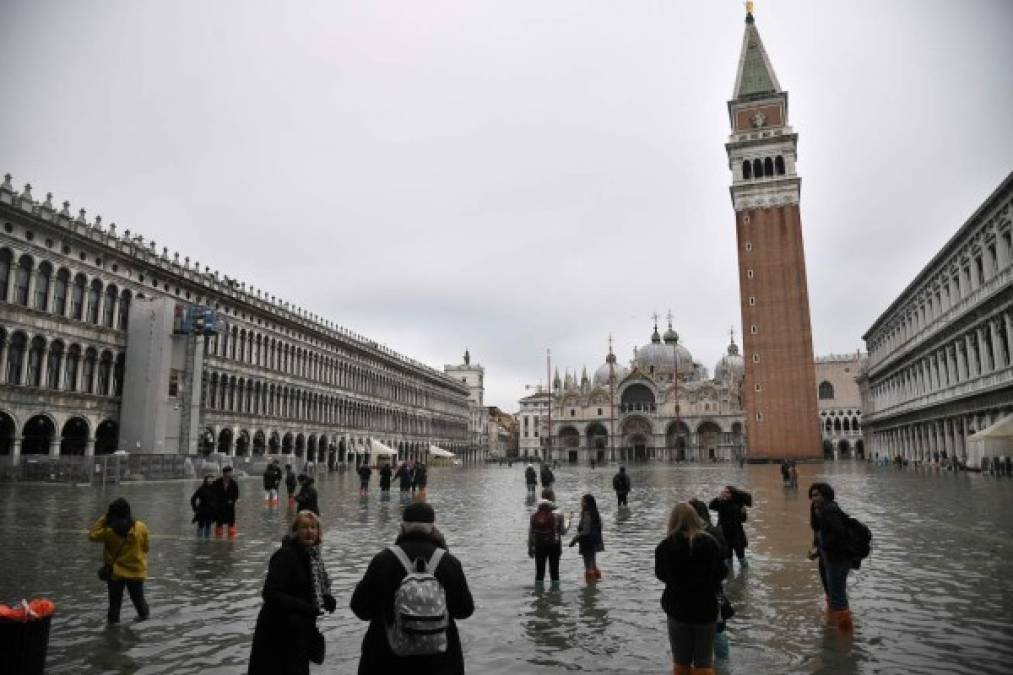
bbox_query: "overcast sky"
[2,0,1011,411]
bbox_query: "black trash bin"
[0,614,52,675]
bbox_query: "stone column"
[108,294,120,329]
[0,341,7,385]
[10,439,21,466]
[38,349,48,390]
[49,437,60,458]
[947,344,958,385]
[93,288,105,326]
[18,345,29,385]
[24,260,37,310]
[991,318,1005,371]
[85,436,95,458]
[964,334,976,378]
[1004,312,1013,366]
[54,351,65,390]
[977,325,990,373]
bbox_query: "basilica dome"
[715,337,745,381]
[593,353,629,387]
[634,325,694,376]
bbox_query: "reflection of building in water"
[539,317,747,464]
[816,353,865,459]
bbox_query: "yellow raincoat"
[89,516,150,580]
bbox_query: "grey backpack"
[385,545,449,656]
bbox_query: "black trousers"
[215,503,236,527]
[617,493,628,506]
[107,579,149,622]
[534,542,562,581]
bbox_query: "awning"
[968,414,1013,441]
[368,438,398,456]
[428,445,455,458]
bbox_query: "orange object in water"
[28,599,55,619]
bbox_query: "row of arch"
[0,411,118,456]
[824,416,862,433]
[207,325,458,410]
[741,155,786,180]
[556,418,743,447]
[0,248,133,330]
[204,428,450,462]
[203,371,465,439]
[0,326,124,395]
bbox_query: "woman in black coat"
[190,475,217,537]
[249,511,336,675]
[655,502,728,674]
[294,475,319,516]
[709,485,752,567]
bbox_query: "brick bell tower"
[726,6,821,460]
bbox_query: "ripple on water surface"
[2,463,1013,674]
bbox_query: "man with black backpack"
[350,502,474,674]
[808,482,870,633]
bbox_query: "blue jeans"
[821,555,850,610]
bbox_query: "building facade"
[816,353,865,459]
[860,172,1013,467]
[726,10,822,460]
[517,388,549,459]
[0,174,472,466]
[539,321,747,464]
[444,350,489,454]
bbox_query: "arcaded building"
[726,10,822,460]
[816,353,865,458]
[0,174,471,466]
[860,172,1013,466]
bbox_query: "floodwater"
[2,462,1013,675]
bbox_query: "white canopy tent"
[428,445,455,458]
[369,438,398,457]
[967,414,1013,469]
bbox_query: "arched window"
[97,351,113,395]
[5,332,26,384]
[0,248,12,300]
[46,341,63,388]
[82,348,98,394]
[53,269,69,315]
[775,155,786,175]
[818,381,835,400]
[763,157,774,176]
[70,275,86,320]
[27,336,46,386]
[842,417,850,432]
[64,345,81,391]
[833,417,842,432]
[753,158,763,178]
[118,290,131,329]
[87,279,102,324]
[742,160,752,180]
[103,285,118,327]
[113,354,125,396]
[15,255,32,306]
[35,262,52,310]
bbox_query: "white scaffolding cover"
[369,438,398,456]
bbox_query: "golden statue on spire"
[746,1,755,15]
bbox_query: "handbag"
[719,590,735,621]
[98,533,130,582]
[308,626,325,665]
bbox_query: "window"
[747,268,754,279]
[742,160,752,180]
[775,155,785,175]
[750,324,758,334]
[818,381,835,399]
[87,280,102,324]
[103,285,118,327]
[34,263,51,310]
[764,157,774,176]
[597,408,603,415]
[82,349,97,394]
[168,371,180,397]
[0,249,11,300]
[748,297,756,306]
[5,333,26,384]
[27,337,45,386]
[15,256,31,305]
[53,269,68,315]
[570,409,575,417]
[64,345,80,391]
[752,353,760,363]
[755,411,763,422]
[745,242,752,252]
[46,342,62,388]
[754,383,761,392]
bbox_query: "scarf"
[306,545,331,609]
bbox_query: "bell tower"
[726,6,821,460]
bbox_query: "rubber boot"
[593,567,603,580]
[534,579,545,592]
[834,608,854,632]
[713,630,730,659]
[549,580,561,591]
[214,525,224,538]
[584,570,596,584]
[228,525,238,539]
[738,555,748,569]
[672,665,691,675]
[690,668,715,675]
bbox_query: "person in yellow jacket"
[89,497,150,623]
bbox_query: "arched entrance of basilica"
[622,416,652,462]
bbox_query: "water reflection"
[2,462,1013,674]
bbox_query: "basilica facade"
[545,321,746,463]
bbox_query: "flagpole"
[546,348,552,464]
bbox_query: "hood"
[396,523,448,550]
[536,499,557,510]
